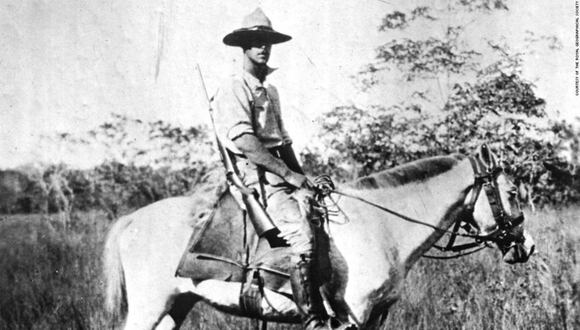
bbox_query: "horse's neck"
[331,159,473,274]
[325,160,473,322]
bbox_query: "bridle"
[423,154,526,258]
[324,153,526,259]
[465,157,525,242]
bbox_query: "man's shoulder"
[218,74,246,89]
[216,74,251,99]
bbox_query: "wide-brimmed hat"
[223,8,291,47]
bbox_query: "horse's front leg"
[156,292,202,329]
[123,276,198,330]
[358,297,400,330]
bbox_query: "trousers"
[262,184,316,262]
[232,153,316,260]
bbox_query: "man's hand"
[303,177,316,190]
[313,174,335,195]
[232,135,313,190]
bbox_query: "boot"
[290,254,329,330]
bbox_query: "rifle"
[196,64,286,247]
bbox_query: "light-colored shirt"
[212,70,292,186]
[213,70,292,155]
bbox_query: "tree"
[51,113,216,169]
[6,114,219,216]
[302,0,578,207]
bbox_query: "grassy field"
[387,207,580,330]
[0,206,578,329]
[0,212,110,330]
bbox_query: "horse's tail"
[103,214,133,315]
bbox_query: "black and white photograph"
[0,1,578,329]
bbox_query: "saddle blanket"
[175,188,295,294]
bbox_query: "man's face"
[244,40,272,65]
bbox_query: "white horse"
[103,148,535,329]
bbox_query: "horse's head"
[464,144,535,264]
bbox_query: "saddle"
[175,186,333,318]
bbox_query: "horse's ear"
[478,143,498,169]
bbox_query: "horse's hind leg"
[124,292,200,330]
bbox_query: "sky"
[1,0,578,168]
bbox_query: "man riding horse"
[214,8,328,330]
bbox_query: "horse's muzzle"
[502,229,535,264]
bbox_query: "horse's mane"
[348,154,466,190]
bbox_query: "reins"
[328,190,481,239]
[422,244,491,259]
[326,190,491,259]
[316,152,525,260]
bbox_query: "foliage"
[81,162,211,218]
[54,113,214,169]
[1,114,217,217]
[305,76,579,207]
[0,170,34,213]
[373,36,481,82]
[302,0,578,208]
[364,1,508,88]
[1,161,215,218]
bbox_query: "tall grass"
[386,207,580,330]
[0,206,577,329]
[0,212,110,330]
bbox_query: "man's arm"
[277,143,304,175]
[233,134,307,188]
